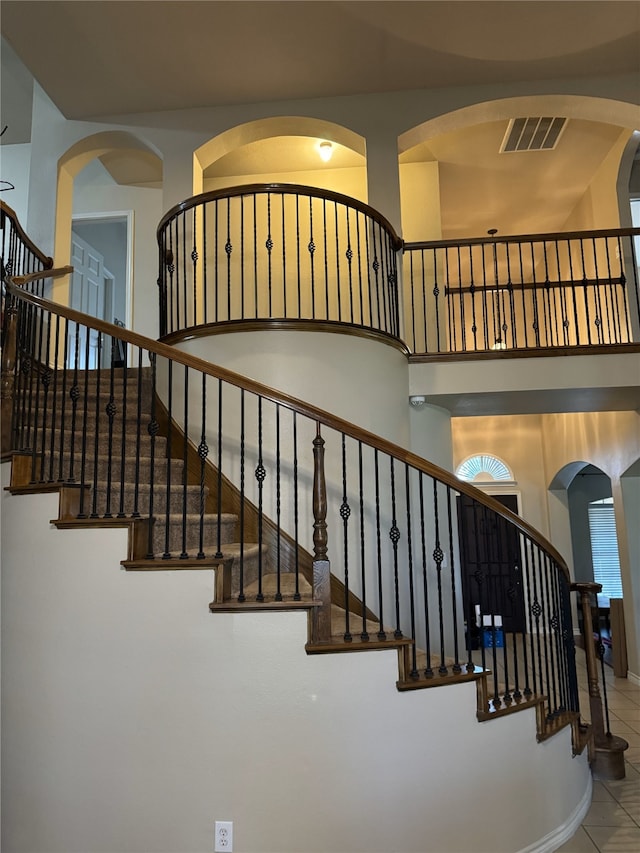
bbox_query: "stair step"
[151,513,239,557]
[91,481,208,515]
[34,452,185,484]
[15,430,169,456]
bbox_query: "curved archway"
[55,131,163,271]
[53,131,163,333]
[193,117,367,200]
[398,95,637,241]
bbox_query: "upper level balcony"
[156,184,640,415]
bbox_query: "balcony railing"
[404,229,640,356]
[157,184,402,342]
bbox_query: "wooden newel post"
[572,581,628,779]
[312,423,331,642]
[1,296,19,455]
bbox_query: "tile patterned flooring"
[555,651,640,852]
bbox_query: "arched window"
[456,454,513,483]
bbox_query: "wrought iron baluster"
[180,365,189,558]
[432,480,447,674]
[275,403,282,601]
[446,486,462,673]
[238,389,246,602]
[420,474,433,676]
[89,331,103,518]
[116,359,127,518]
[266,192,273,318]
[47,314,60,482]
[340,433,352,641]
[359,441,368,640]
[374,449,385,640]
[292,411,300,600]
[215,377,223,560]
[308,196,316,320]
[132,348,144,518]
[163,360,174,559]
[103,341,117,517]
[146,352,159,558]
[197,373,208,560]
[389,458,402,639]
[255,395,265,601]
[405,464,418,676]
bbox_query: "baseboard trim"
[517,771,592,853]
[627,670,640,687]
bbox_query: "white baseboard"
[517,773,592,853]
[627,670,640,687]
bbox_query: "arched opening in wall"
[398,95,637,242]
[550,460,626,667]
[54,131,163,341]
[397,95,638,352]
[193,117,367,201]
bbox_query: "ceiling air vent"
[500,117,567,153]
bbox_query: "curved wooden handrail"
[157,183,403,251]
[6,270,570,575]
[405,226,640,252]
[0,200,54,269]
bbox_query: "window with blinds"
[588,497,623,606]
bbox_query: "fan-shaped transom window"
[456,454,513,483]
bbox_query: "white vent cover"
[500,117,567,152]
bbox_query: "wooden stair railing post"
[572,581,628,779]
[1,295,18,455]
[312,422,331,642]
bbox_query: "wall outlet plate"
[215,820,233,852]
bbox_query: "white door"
[70,232,110,369]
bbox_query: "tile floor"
[555,650,640,852]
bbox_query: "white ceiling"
[1,1,639,239]
[2,1,639,121]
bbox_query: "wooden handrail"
[6,270,571,576]
[0,200,54,269]
[404,226,640,252]
[157,183,403,251]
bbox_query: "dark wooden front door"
[457,494,526,635]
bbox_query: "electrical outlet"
[215,820,233,852]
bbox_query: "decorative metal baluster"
[77,326,91,517]
[266,193,273,318]
[333,201,340,322]
[197,373,208,560]
[202,203,208,325]
[356,213,364,326]
[240,196,245,320]
[192,207,198,327]
[603,237,620,342]
[146,352,159,559]
[215,378,223,560]
[432,249,442,353]
[592,236,606,344]
[255,395,265,601]
[89,332,103,518]
[252,194,258,319]
[542,242,553,347]
[67,323,80,483]
[389,458,402,639]
[238,390,246,602]
[359,441,368,640]
[405,465,417,676]
[519,538,533,698]
[281,194,287,319]
[34,307,49,483]
[559,240,572,346]
[308,196,316,319]
[47,314,60,482]
[541,552,557,718]
[292,411,301,601]
[446,486,462,673]
[455,246,464,352]
[132,348,144,518]
[323,199,329,320]
[275,403,282,601]
[516,243,528,348]
[180,365,189,559]
[432,480,447,674]
[103,344,117,517]
[445,247,455,351]
[215,199,220,323]
[530,542,544,699]
[163,360,173,559]
[374,449,386,640]
[166,225,175,336]
[181,212,188,332]
[345,207,354,324]
[116,360,127,518]
[550,562,568,712]
[56,319,71,481]
[480,243,490,350]
[468,245,478,352]
[371,233,381,332]
[578,238,592,345]
[615,235,631,340]
[505,244,516,347]
[340,434,352,641]
[420,475,433,676]
[295,196,301,318]
[226,199,232,322]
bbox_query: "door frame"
[71,210,133,332]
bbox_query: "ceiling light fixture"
[318,141,333,163]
